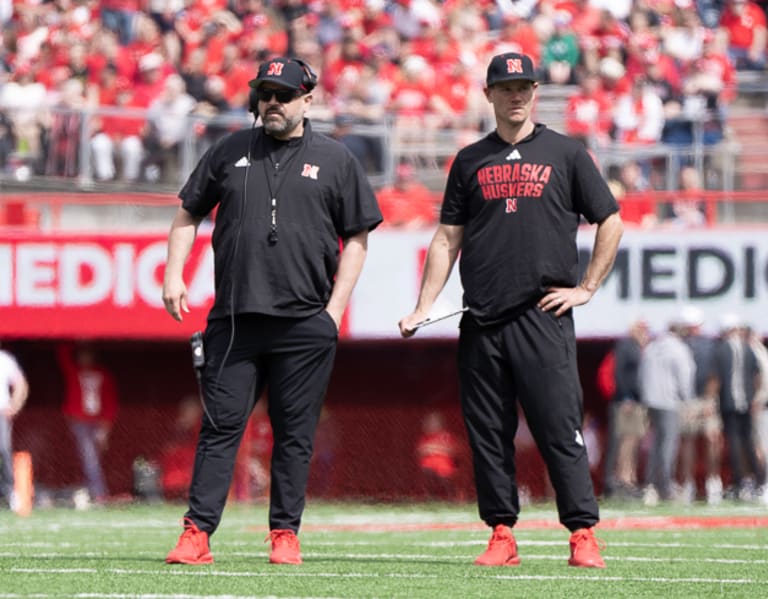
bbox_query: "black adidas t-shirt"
[440,124,618,327]
[180,120,382,319]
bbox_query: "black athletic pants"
[185,311,338,535]
[457,306,599,532]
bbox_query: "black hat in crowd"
[486,52,537,87]
[248,57,315,92]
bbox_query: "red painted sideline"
[284,515,768,533]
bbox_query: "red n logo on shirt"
[267,62,284,76]
[506,58,523,74]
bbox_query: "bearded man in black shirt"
[163,57,382,566]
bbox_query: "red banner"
[0,232,213,339]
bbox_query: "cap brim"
[488,75,537,85]
[248,76,302,90]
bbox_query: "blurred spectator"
[0,343,29,512]
[629,37,683,103]
[232,0,289,62]
[661,165,707,227]
[662,2,708,66]
[331,113,383,175]
[127,13,165,64]
[601,318,650,500]
[57,343,119,505]
[44,78,86,177]
[639,317,696,505]
[615,159,659,226]
[564,69,613,147]
[101,0,140,45]
[668,31,736,146]
[142,73,196,183]
[389,54,437,144]
[197,10,243,76]
[711,314,765,500]
[376,162,440,229]
[697,28,738,106]
[718,0,767,70]
[612,77,666,145]
[558,0,604,70]
[597,56,630,104]
[216,44,254,113]
[84,29,136,87]
[676,306,723,504]
[194,75,236,142]
[132,52,170,108]
[488,13,541,66]
[180,47,210,102]
[90,82,145,182]
[159,394,202,500]
[416,411,460,501]
[748,326,768,504]
[0,64,47,168]
[541,10,581,84]
[322,29,368,97]
[429,49,485,131]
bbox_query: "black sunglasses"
[256,87,303,103]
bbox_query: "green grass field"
[2,500,768,598]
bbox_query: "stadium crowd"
[0,0,767,227]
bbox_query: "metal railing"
[0,102,764,200]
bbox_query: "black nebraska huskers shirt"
[180,120,382,319]
[440,124,619,327]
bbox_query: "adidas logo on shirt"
[235,156,249,167]
[506,149,522,160]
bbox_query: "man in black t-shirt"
[163,56,382,566]
[399,52,623,569]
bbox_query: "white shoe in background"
[643,485,659,507]
[706,475,723,505]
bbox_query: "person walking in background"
[162,56,381,566]
[639,317,696,506]
[0,343,29,512]
[399,52,623,569]
[56,343,119,506]
[675,306,723,505]
[601,318,650,501]
[747,325,768,504]
[711,314,765,501]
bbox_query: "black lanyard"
[260,134,304,245]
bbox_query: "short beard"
[262,112,303,138]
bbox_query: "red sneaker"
[474,524,521,566]
[166,518,214,565]
[266,529,302,565]
[568,528,606,568]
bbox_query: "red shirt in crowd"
[377,166,440,228]
[565,78,613,141]
[720,1,767,51]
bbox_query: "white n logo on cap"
[506,58,523,74]
[267,62,284,76]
